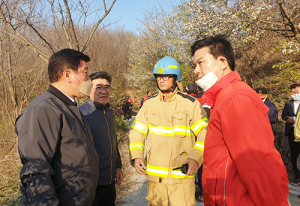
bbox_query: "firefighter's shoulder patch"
[178,92,196,103]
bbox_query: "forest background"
[0,0,300,204]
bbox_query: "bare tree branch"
[0,29,49,62]
[81,0,116,53]
[63,0,79,51]
[26,19,55,53]
[277,0,300,42]
[103,0,107,12]
[47,0,73,49]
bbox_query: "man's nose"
[194,66,199,75]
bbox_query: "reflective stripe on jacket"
[129,88,207,183]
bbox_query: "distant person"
[123,95,133,120]
[197,86,204,98]
[127,95,133,119]
[15,49,99,205]
[129,56,208,206]
[255,86,279,124]
[140,90,152,108]
[186,84,200,100]
[282,84,300,185]
[79,71,123,206]
[191,35,289,205]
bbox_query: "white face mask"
[71,74,93,98]
[291,95,296,100]
[295,94,300,102]
[195,60,223,91]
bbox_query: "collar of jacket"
[201,71,241,108]
[87,97,111,110]
[159,87,178,102]
[47,85,75,106]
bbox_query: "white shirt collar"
[61,91,76,104]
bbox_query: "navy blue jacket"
[265,100,278,124]
[79,98,122,186]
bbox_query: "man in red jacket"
[191,35,289,206]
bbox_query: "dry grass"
[0,122,21,205]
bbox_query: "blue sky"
[104,0,179,33]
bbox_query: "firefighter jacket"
[201,71,289,206]
[129,88,208,184]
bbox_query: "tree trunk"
[277,0,300,43]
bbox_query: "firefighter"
[129,56,208,206]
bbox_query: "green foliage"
[115,115,129,145]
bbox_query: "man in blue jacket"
[79,71,123,206]
[255,86,279,124]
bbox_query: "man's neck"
[51,82,76,99]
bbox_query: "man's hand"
[134,158,146,175]
[115,168,123,185]
[183,158,199,175]
[286,116,295,124]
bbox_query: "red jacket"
[201,71,289,206]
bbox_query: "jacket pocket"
[148,113,159,126]
[174,147,188,166]
[173,112,189,138]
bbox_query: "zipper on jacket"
[104,109,113,184]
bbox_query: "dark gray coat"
[16,85,99,206]
[282,100,298,135]
[79,98,121,186]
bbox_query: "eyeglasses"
[95,85,111,93]
[155,75,175,81]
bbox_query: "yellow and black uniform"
[129,87,207,205]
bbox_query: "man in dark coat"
[282,84,300,185]
[79,71,123,206]
[15,49,99,205]
[255,87,279,124]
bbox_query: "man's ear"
[63,69,73,83]
[219,56,228,71]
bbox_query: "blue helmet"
[153,56,182,81]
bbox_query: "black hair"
[146,90,151,95]
[90,71,112,83]
[191,35,235,71]
[290,84,299,90]
[48,49,90,83]
[186,84,198,95]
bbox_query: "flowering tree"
[129,0,300,98]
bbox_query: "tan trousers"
[146,180,195,206]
